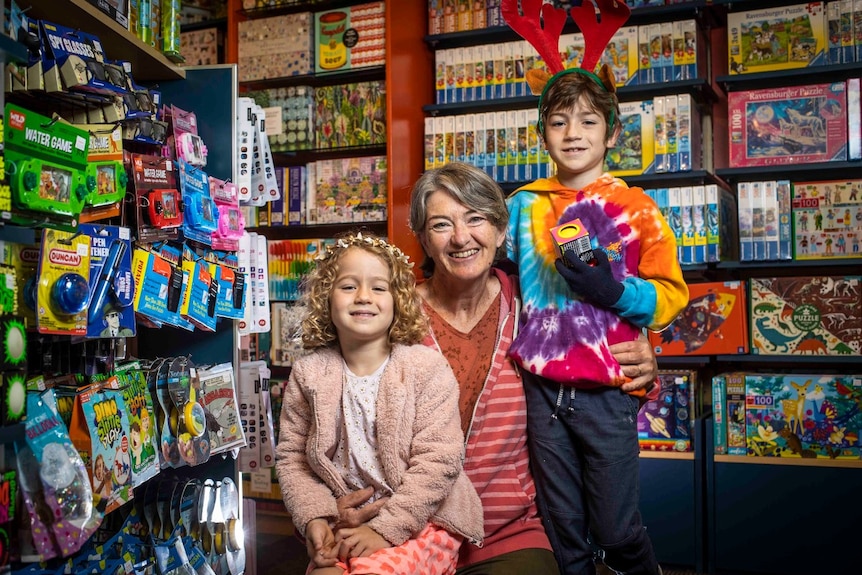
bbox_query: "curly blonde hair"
[300,232,428,349]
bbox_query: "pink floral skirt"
[307,524,462,575]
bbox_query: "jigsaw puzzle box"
[749,276,862,356]
[727,2,827,75]
[605,100,655,176]
[728,82,847,167]
[744,373,862,459]
[649,281,749,356]
[637,370,696,453]
[791,179,862,260]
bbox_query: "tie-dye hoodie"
[506,173,688,387]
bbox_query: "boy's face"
[543,95,619,190]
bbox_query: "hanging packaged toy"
[40,21,127,96]
[197,363,245,455]
[116,362,160,487]
[17,390,98,560]
[4,104,91,225]
[203,249,246,321]
[73,123,127,215]
[170,105,208,167]
[180,160,218,247]
[79,224,136,339]
[130,153,182,244]
[167,356,211,467]
[36,229,91,336]
[209,176,244,252]
[68,377,134,516]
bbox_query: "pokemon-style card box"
[727,2,827,75]
[728,82,847,167]
[650,281,749,356]
[744,373,862,459]
[749,276,861,356]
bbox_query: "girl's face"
[421,190,505,285]
[330,247,394,350]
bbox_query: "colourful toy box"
[745,373,862,459]
[749,276,861,355]
[650,281,749,356]
[637,369,696,452]
[728,82,847,167]
[727,2,827,75]
[791,179,862,259]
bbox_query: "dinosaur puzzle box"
[744,373,862,459]
[649,281,749,356]
[749,276,862,356]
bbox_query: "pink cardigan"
[275,344,484,547]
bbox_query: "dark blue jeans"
[523,371,660,575]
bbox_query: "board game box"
[728,82,847,167]
[749,275,862,355]
[727,2,827,75]
[745,373,862,459]
[650,281,749,356]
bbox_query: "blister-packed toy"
[79,224,136,339]
[36,229,91,336]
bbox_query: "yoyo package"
[78,224,135,339]
[36,229,91,335]
[4,104,91,221]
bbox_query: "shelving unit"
[25,0,185,81]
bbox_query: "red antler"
[569,0,631,73]
[501,0,567,75]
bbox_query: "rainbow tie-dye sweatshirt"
[506,173,688,388]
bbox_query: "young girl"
[275,232,483,575]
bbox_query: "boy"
[505,70,688,574]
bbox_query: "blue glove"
[555,248,624,308]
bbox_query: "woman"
[337,162,658,574]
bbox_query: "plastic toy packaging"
[180,160,218,247]
[16,390,98,560]
[169,105,208,167]
[79,224,136,339]
[36,229,91,336]
[209,176,244,252]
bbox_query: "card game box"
[650,281,749,356]
[728,82,847,167]
[745,373,862,459]
[791,179,862,259]
[727,2,827,75]
[749,276,862,356]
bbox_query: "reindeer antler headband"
[502,0,631,132]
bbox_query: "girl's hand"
[334,525,390,559]
[335,487,389,529]
[306,518,338,567]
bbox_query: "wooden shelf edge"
[639,451,696,460]
[27,0,185,82]
[714,454,862,468]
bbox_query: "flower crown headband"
[501,0,631,133]
[315,232,413,268]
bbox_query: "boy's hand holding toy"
[556,249,623,308]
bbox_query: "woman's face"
[420,190,505,284]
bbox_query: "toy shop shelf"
[715,354,862,366]
[713,454,861,468]
[424,80,720,117]
[717,61,862,93]
[639,450,696,461]
[249,221,387,239]
[0,32,27,64]
[181,17,228,33]
[239,65,385,91]
[240,0,367,20]
[715,257,862,272]
[716,161,862,183]
[656,356,711,367]
[0,422,24,444]
[713,0,825,14]
[272,143,387,165]
[0,222,36,244]
[25,0,185,81]
[424,1,714,50]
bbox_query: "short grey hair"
[409,162,509,276]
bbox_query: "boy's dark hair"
[539,71,622,142]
